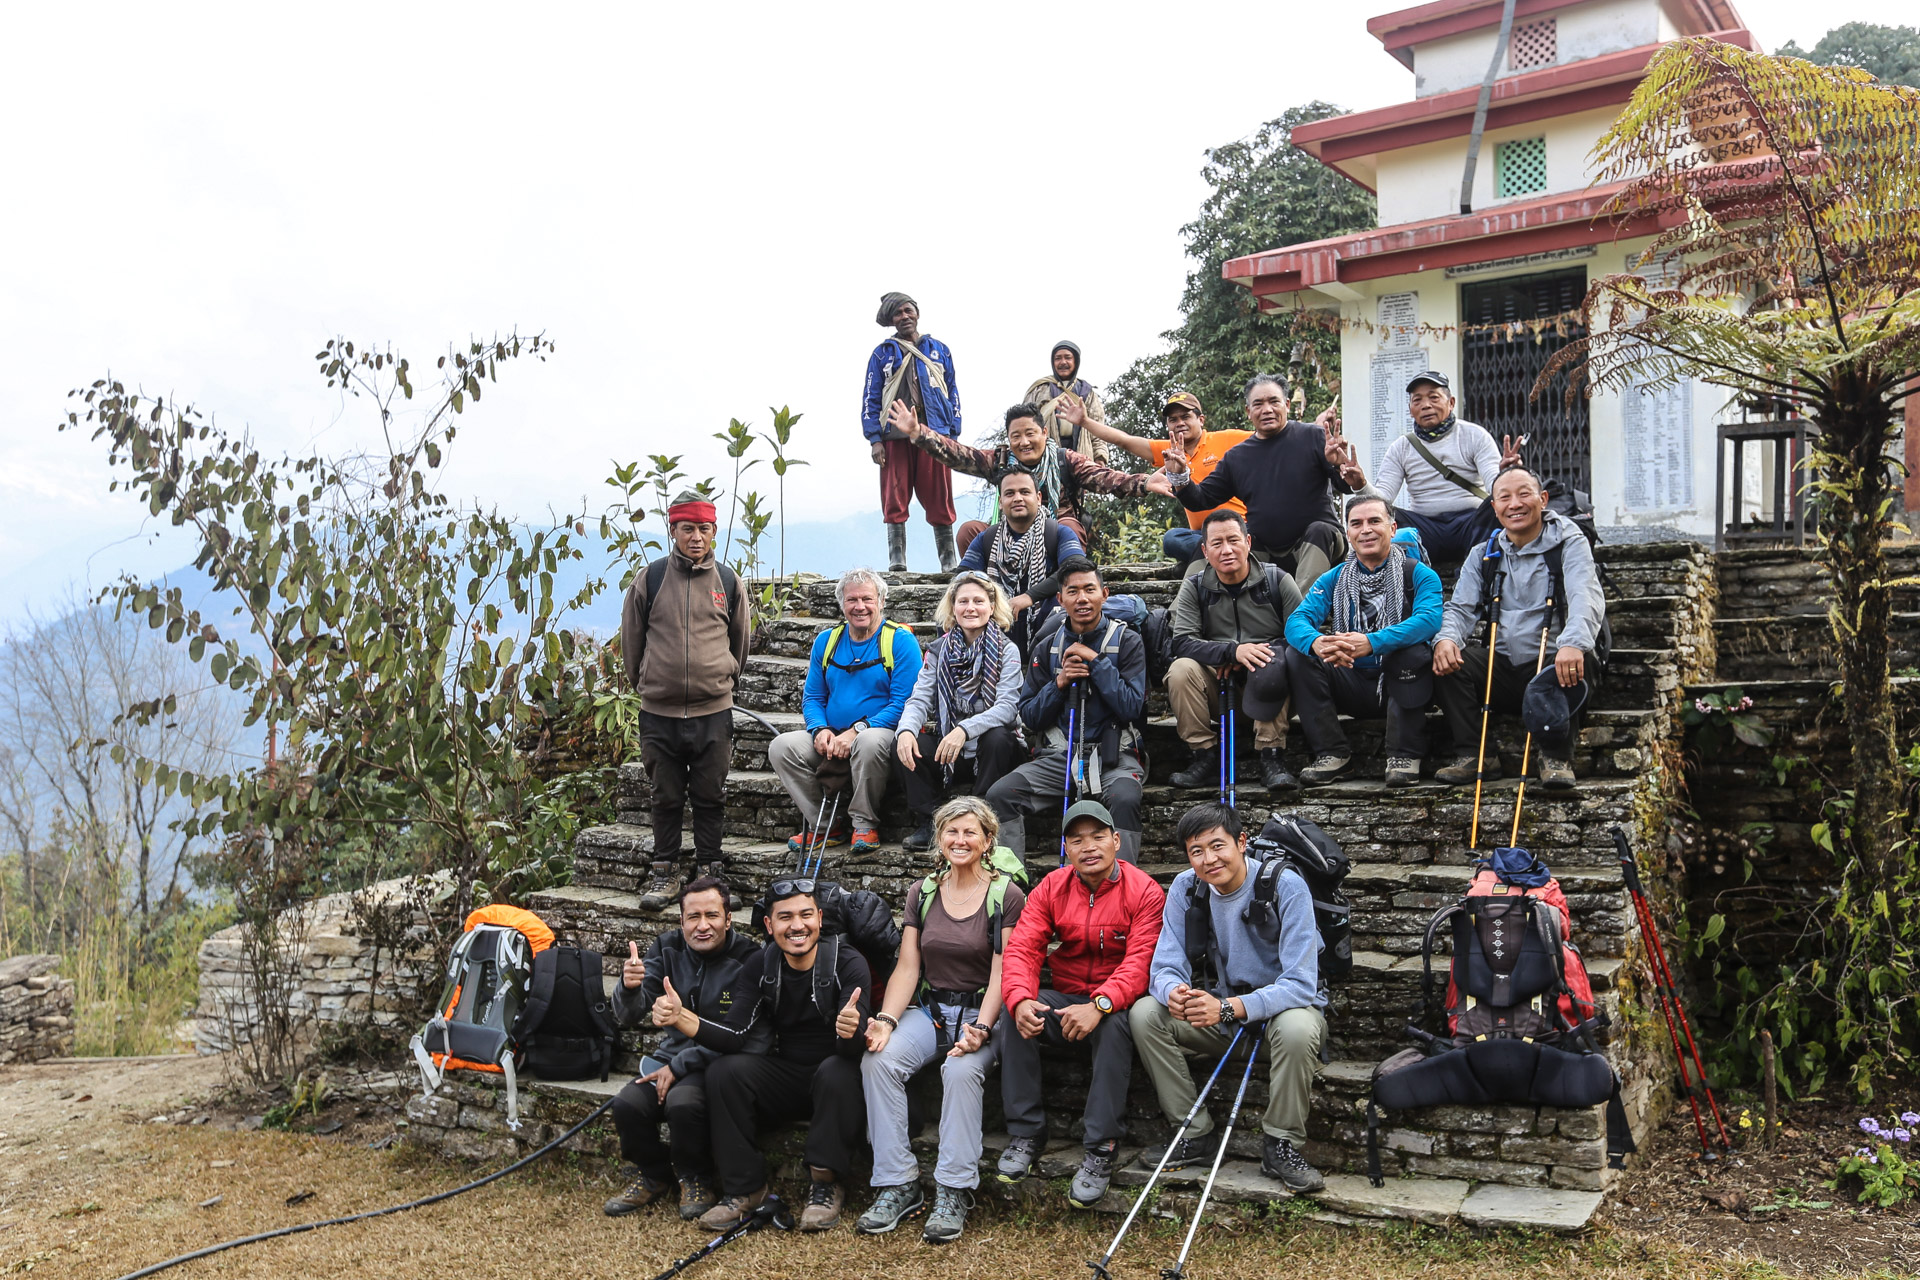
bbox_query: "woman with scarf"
[894,573,1026,851]
[855,796,1025,1244]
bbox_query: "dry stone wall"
[0,955,74,1064]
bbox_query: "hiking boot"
[848,827,881,855]
[1384,756,1423,788]
[1169,744,1219,790]
[903,822,934,852]
[696,1185,767,1231]
[1258,747,1298,792]
[855,1183,925,1235]
[677,1174,717,1221]
[996,1134,1042,1183]
[922,1184,972,1244]
[1540,755,1577,791]
[1299,754,1354,786]
[1069,1141,1120,1208]
[638,863,684,913]
[1261,1135,1325,1192]
[1434,756,1502,786]
[1153,1129,1219,1171]
[799,1167,845,1231]
[786,827,828,856]
[603,1167,671,1216]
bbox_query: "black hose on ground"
[112,1094,618,1280]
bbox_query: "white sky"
[1,1,1908,620]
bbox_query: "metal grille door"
[1460,268,1591,492]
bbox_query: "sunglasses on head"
[769,878,817,900]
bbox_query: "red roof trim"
[1293,29,1755,161]
[1316,78,1639,163]
[1221,182,1677,300]
[1366,0,1744,56]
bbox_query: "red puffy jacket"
[1001,861,1166,1011]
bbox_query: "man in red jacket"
[996,799,1166,1207]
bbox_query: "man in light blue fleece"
[1129,801,1328,1192]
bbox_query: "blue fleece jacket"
[861,336,961,442]
[1150,858,1326,1020]
[802,623,923,734]
[1285,556,1443,670]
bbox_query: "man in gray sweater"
[1130,802,1327,1192]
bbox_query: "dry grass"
[0,1057,1836,1280]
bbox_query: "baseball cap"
[1061,799,1117,833]
[1405,370,1451,393]
[1160,390,1204,421]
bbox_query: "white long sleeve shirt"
[1374,419,1502,516]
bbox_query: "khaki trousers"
[1166,657,1285,750]
[1129,997,1325,1145]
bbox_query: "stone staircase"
[417,540,1715,1232]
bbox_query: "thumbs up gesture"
[835,987,864,1040]
[652,975,684,1027]
[622,940,645,990]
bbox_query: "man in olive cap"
[862,292,961,573]
[1023,340,1111,462]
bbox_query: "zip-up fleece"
[1001,860,1166,1012]
[619,547,752,717]
[1170,564,1303,667]
[613,927,762,1078]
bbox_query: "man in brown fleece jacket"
[620,492,753,910]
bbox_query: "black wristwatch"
[1092,994,1115,1015]
[968,1020,991,1036]
[1218,998,1242,1025]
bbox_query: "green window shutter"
[1495,136,1548,198]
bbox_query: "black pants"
[999,990,1135,1150]
[705,1052,866,1195]
[1435,646,1593,756]
[894,723,1023,818]
[638,708,731,863]
[1393,503,1497,562]
[1287,643,1433,758]
[611,1072,711,1181]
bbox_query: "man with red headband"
[620,490,753,909]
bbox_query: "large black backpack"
[752,880,902,989]
[512,945,619,1082]
[1184,814,1352,989]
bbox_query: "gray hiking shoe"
[996,1134,1042,1183]
[922,1184,972,1244]
[1069,1141,1120,1208]
[1261,1135,1325,1192]
[1434,756,1501,786]
[1154,1130,1219,1171]
[638,862,684,912]
[1384,756,1423,788]
[603,1167,671,1215]
[1299,754,1354,786]
[855,1183,925,1235]
[1540,755,1577,791]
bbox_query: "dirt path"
[0,1055,1902,1280]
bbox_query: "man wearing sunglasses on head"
[662,879,872,1234]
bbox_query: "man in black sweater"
[1166,374,1369,591]
[657,882,871,1233]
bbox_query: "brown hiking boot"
[603,1167,671,1216]
[1540,755,1577,791]
[638,862,685,912]
[1434,756,1502,786]
[696,1185,767,1231]
[677,1173,718,1221]
[799,1166,845,1231]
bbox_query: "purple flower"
[1870,1153,1881,1164]
[1861,1117,1879,1132]
[1901,1111,1920,1126]
[1896,1128,1913,1143]
[1855,1147,1873,1159]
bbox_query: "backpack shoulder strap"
[514,946,559,1041]
[1043,519,1062,560]
[879,620,898,672]
[631,557,673,636]
[1184,875,1213,977]
[820,623,847,670]
[1099,619,1125,655]
[915,874,941,929]
[1260,563,1287,605]
[987,879,1011,955]
[716,563,739,629]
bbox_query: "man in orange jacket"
[995,799,1166,1208]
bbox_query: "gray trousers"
[767,727,896,829]
[985,749,1144,864]
[861,1004,1002,1190]
[1129,998,1326,1146]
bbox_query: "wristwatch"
[1092,994,1115,1016]
[852,720,870,733]
[1218,998,1242,1025]
[968,1020,992,1036]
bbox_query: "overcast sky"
[1,1,1908,622]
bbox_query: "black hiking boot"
[903,822,934,852]
[1258,747,1298,792]
[1261,1136,1325,1192]
[1170,745,1220,790]
[1154,1129,1220,1171]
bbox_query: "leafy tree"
[1777,22,1920,88]
[1546,39,1919,1093]
[1106,103,1377,438]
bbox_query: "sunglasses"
[768,878,818,899]
[950,571,995,590]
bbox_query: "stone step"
[1713,610,1920,683]
[1712,544,1920,619]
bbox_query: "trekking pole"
[1468,567,1504,850]
[649,1195,793,1280]
[1217,670,1230,807]
[1088,1023,1248,1280]
[1610,825,1733,1154]
[801,788,831,873]
[804,791,841,881]
[1058,682,1080,866]
[1162,1024,1265,1280]
[1507,622,1553,848]
[1224,671,1237,811]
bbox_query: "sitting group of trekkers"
[609,350,1610,1242]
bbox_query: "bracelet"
[871,1012,898,1029]
[968,1021,992,1036]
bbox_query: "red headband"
[668,500,717,526]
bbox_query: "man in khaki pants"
[1132,801,1327,1193]
[1165,511,1301,793]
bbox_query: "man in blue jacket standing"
[863,292,961,573]
[1282,497,1443,788]
[767,568,923,855]
[1132,802,1327,1192]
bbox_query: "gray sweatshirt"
[1436,511,1606,665]
[1150,857,1326,1021]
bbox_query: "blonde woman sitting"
[894,571,1025,851]
[857,796,1026,1245]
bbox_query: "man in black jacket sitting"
[603,876,757,1223]
[657,881,872,1233]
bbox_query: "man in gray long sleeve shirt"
[1431,467,1607,791]
[1129,802,1328,1193]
